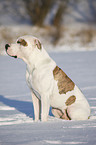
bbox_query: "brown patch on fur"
[53,66,75,94]
[17,39,28,46]
[65,95,76,106]
[34,39,42,50]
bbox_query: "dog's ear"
[34,39,42,50]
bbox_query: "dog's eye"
[17,39,28,46]
[21,40,28,46]
[17,41,21,44]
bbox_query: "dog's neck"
[24,47,56,73]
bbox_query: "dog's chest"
[26,70,32,88]
[26,66,54,96]
[26,68,38,90]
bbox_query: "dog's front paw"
[41,115,48,122]
[41,118,48,122]
[34,119,39,122]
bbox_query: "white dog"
[5,35,90,121]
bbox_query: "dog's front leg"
[41,96,50,122]
[31,92,41,121]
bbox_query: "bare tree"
[23,0,69,44]
[23,0,53,26]
[24,0,69,26]
[51,1,69,44]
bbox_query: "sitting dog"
[5,35,90,121]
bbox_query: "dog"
[5,35,90,121]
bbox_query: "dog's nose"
[5,44,10,51]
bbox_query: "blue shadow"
[0,95,53,120]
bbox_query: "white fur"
[6,35,90,121]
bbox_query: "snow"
[0,51,96,145]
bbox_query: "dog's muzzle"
[5,44,17,58]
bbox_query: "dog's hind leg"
[52,108,71,120]
[67,105,90,120]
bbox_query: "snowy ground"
[0,51,96,145]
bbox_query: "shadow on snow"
[0,95,53,120]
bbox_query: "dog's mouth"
[6,49,17,58]
[5,44,17,58]
[10,55,17,58]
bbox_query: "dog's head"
[5,35,42,60]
